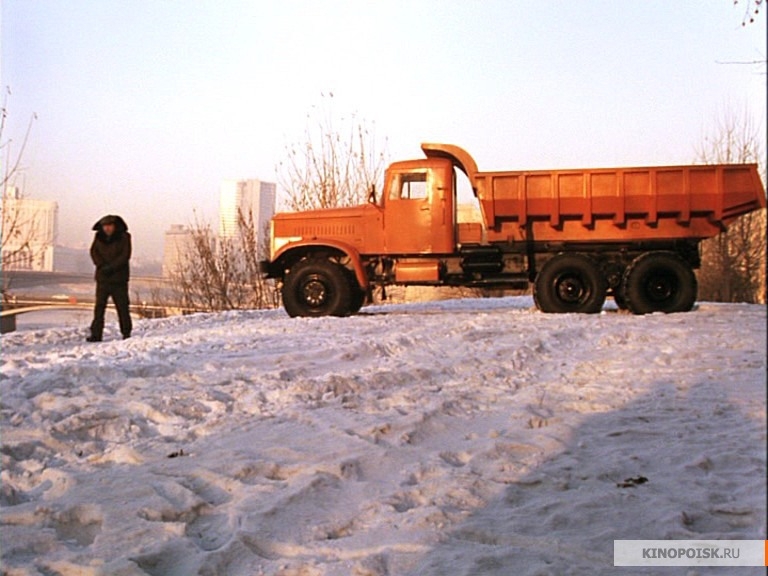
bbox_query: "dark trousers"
[90,282,132,339]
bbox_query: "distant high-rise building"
[218,179,276,242]
[1,186,59,271]
[162,224,196,278]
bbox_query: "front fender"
[271,239,369,290]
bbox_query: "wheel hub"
[301,276,328,307]
[556,274,587,304]
[646,275,675,302]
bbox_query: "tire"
[282,259,352,318]
[345,269,366,315]
[533,254,607,313]
[613,289,629,310]
[622,252,697,315]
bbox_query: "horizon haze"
[2,1,765,260]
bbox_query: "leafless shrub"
[169,208,279,312]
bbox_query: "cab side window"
[389,172,429,200]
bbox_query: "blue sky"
[2,1,765,260]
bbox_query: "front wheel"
[282,259,352,317]
[345,269,366,314]
[622,252,697,314]
[533,254,607,313]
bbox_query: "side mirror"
[367,184,377,204]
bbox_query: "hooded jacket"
[90,215,132,284]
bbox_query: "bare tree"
[169,209,278,312]
[277,93,388,211]
[695,107,767,303]
[1,88,36,191]
[1,88,42,294]
[734,0,764,25]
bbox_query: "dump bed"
[423,144,766,243]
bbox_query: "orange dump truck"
[262,143,765,316]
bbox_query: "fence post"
[0,305,17,334]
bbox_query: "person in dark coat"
[87,215,132,342]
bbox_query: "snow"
[13,309,118,333]
[1,297,765,576]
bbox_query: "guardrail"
[0,300,203,334]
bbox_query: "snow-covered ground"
[12,309,118,333]
[1,297,765,576]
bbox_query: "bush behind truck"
[261,143,766,317]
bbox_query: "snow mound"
[1,297,765,575]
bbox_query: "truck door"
[384,166,454,254]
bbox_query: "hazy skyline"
[2,1,765,260]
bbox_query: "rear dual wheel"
[612,289,629,310]
[622,252,696,314]
[534,254,607,314]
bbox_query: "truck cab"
[380,158,455,255]
[264,155,462,317]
